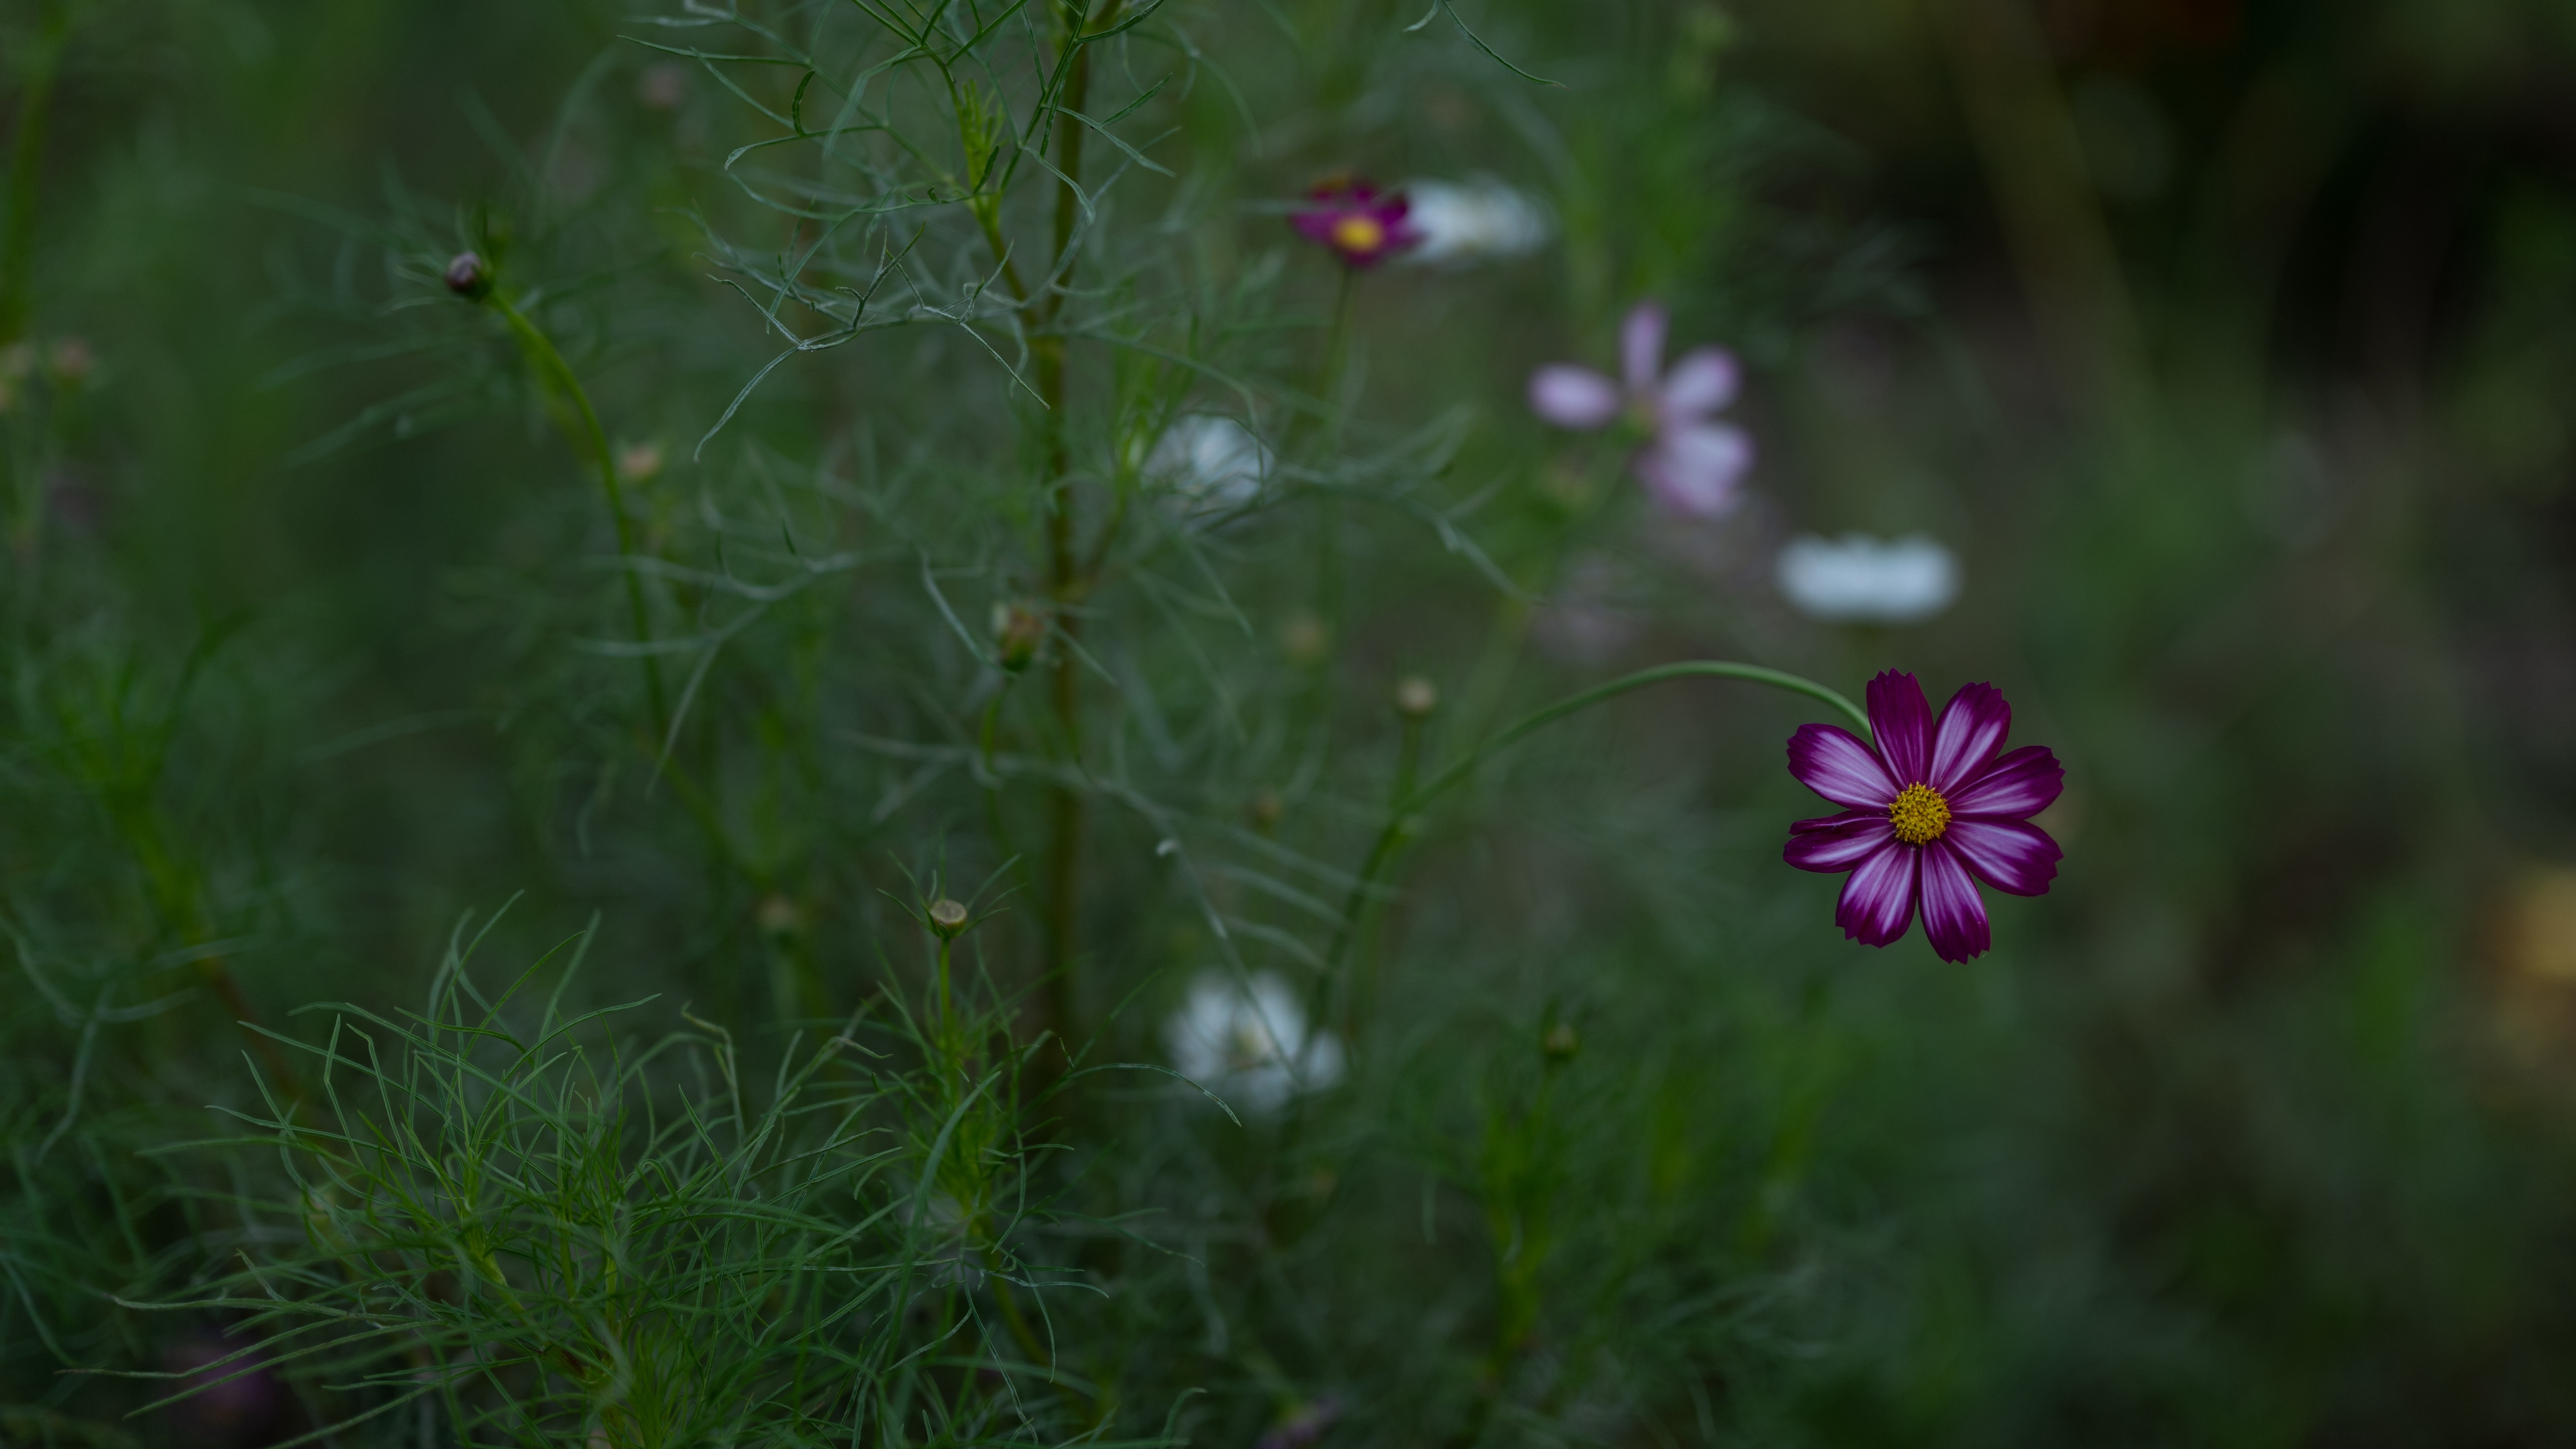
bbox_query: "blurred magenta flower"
[1527,302,1753,517]
[1783,671,2063,961]
[1291,176,1419,268]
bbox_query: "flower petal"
[1835,839,1918,947]
[1927,682,2011,794]
[1621,301,1668,393]
[1290,211,1339,244]
[1633,423,1752,517]
[1943,817,2061,896]
[1947,744,2063,819]
[1865,671,1933,786]
[1784,810,1896,873]
[1527,366,1622,429]
[1787,723,1900,809]
[1918,840,1992,961]
[1657,346,1739,419]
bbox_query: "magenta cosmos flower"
[1527,301,1753,517]
[1291,176,1419,268]
[1784,671,2063,962]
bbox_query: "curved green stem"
[1322,661,1870,989]
[487,290,668,735]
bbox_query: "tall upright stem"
[1311,269,1358,647]
[1034,0,1122,1047]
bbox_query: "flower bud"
[616,441,665,484]
[1542,1020,1580,1063]
[46,337,93,385]
[1249,786,1285,833]
[1394,676,1439,719]
[637,62,690,111]
[755,893,805,938]
[928,898,970,936]
[443,251,493,301]
[991,600,1046,671]
[1279,611,1330,665]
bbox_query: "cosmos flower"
[1165,969,1346,1113]
[1144,414,1272,517]
[1291,176,1419,268]
[1527,301,1753,518]
[1398,177,1551,267]
[1783,672,2063,962]
[1775,533,1960,625]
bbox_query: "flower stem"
[1321,661,1871,1012]
[485,290,667,735]
[478,284,770,941]
[1318,266,1358,447]
[1033,0,1124,1049]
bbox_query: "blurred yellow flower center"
[1889,782,1951,846]
[1330,215,1385,254]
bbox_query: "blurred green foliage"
[7,0,2576,1446]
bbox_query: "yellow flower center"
[1330,215,1386,256]
[1888,782,1951,847]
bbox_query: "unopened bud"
[1249,786,1285,832]
[1279,611,1330,665]
[637,62,690,111]
[443,251,492,301]
[755,893,804,937]
[616,441,665,484]
[927,898,970,935]
[46,337,93,384]
[991,600,1046,671]
[1542,1020,1580,1063]
[1394,676,1439,718]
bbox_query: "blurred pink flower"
[1290,176,1419,269]
[1527,301,1753,517]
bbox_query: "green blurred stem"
[1322,662,1870,1010]
[1928,0,2143,419]
[1310,269,1358,649]
[486,289,669,735]
[0,0,77,346]
[1319,266,1358,441]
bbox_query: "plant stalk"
[487,289,669,735]
[1320,661,1871,1020]
[1032,0,1123,1047]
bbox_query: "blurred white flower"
[1399,178,1552,268]
[1775,533,1960,625]
[1165,970,1344,1113]
[1144,415,1271,517]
